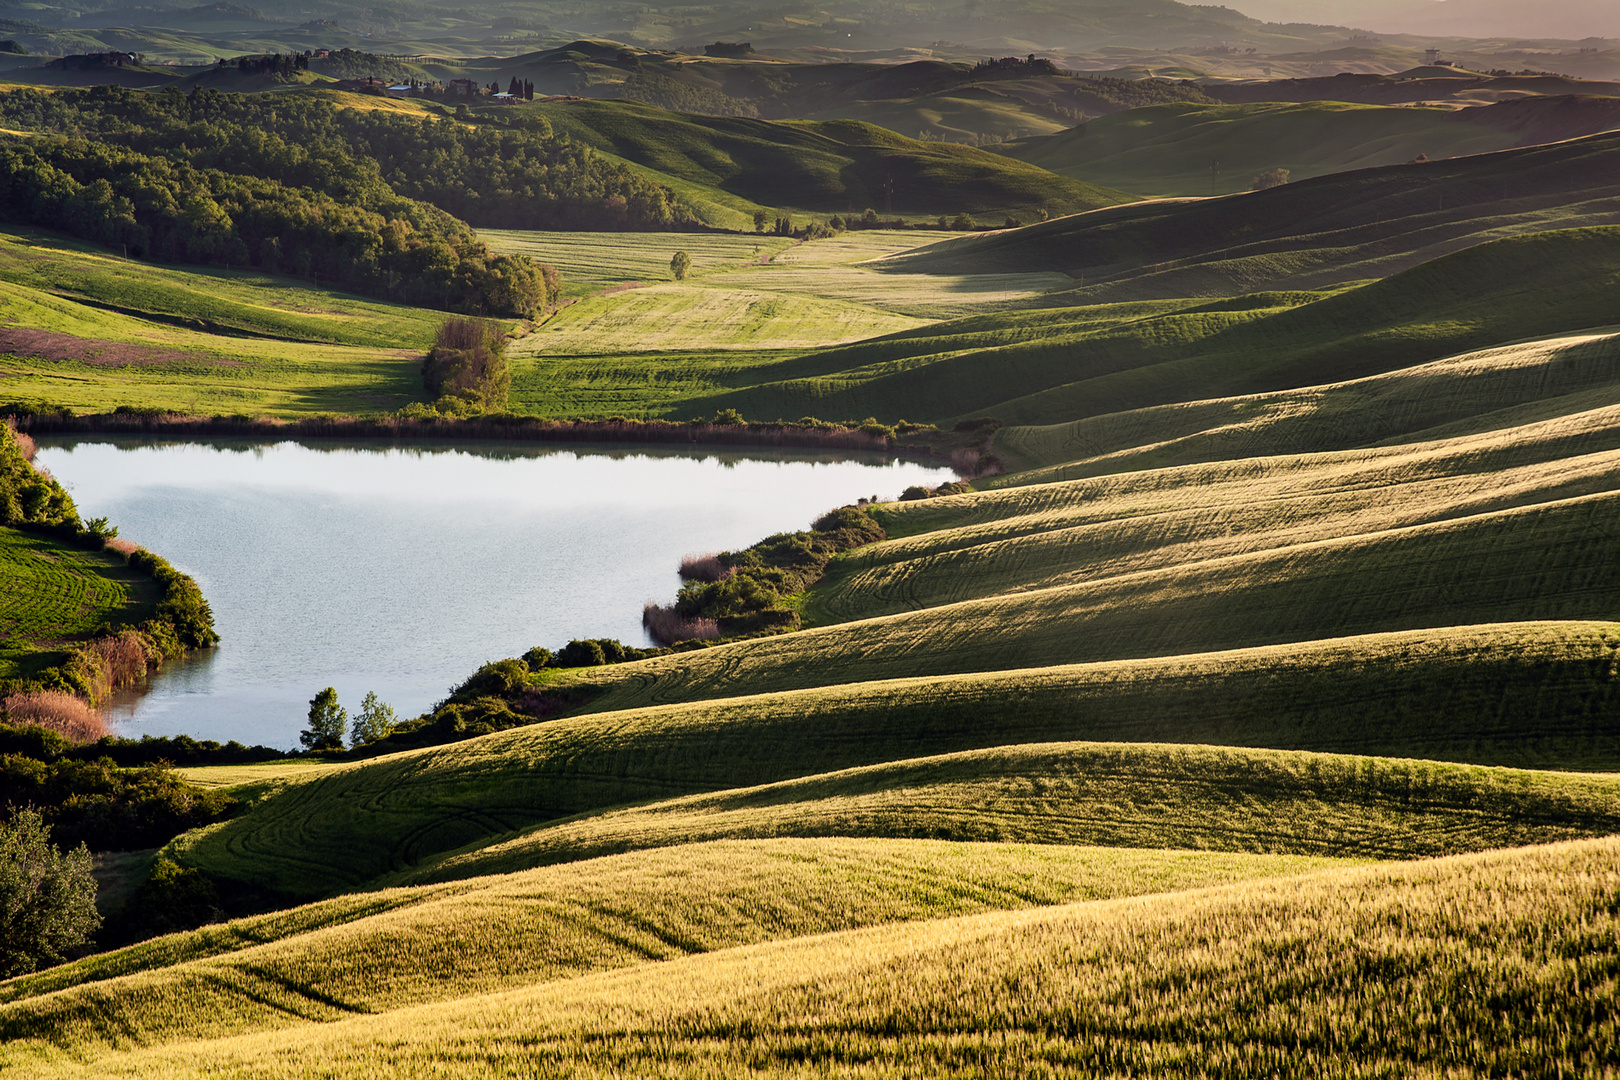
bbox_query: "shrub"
[1252,168,1291,191]
[899,485,933,501]
[447,659,530,702]
[122,857,220,939]
[670,250,692,280]
[300,687,346,751]
[951,212,976,230]
[422,317,510,412]
[712,408,745,426]
[521,646,554,670]
[935,480,976,496]
[555,639,607,668]
[0,809,99,977]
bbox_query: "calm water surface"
[36,438,953,748]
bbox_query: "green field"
[5,839,1612,1078]
[996,100,1540,197]
[0,527,157,681]
[527,98,1136,222]
[0,231,455,416]
[6,73,1620,1075]
[888,129,1620,302]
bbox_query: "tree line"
[0,85,702,313]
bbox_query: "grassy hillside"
[997,100,1527,197]
[163,619,1619,896]
[0,526,158,683]
[0,229,459,416]
[677,226,1620,426]
[16,838,1615,1078]
[882,130,1620,302]
[0,838,1342,1067]
[526,98,1136,220]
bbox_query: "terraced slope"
[880,131,1620,302]
[167,621,1620,896]
[22,838,1616,1079]
[0,838,1340,1067]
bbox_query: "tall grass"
[677,553,731,582]
[0,838,1343,1061]
[65,629,157,704]
[0,692,109,744]
[14,838,1615,1079]
[641,602,721,645]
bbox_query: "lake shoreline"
[10,412,973,466]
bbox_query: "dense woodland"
[0,86,696,313]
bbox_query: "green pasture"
[998,101,1519,197]
[823,395,1620,620]
[0,278,431,416]
[0,526,156,681]
[0,230,442,350]
[167,620,1620,896]
[518,283,925,354]
[0,838,1344,1067]
[479,230,797,287]
[526,98,1134,221]
[991,328,1620,478]
[20,838,1616,1078]
[886,130,1620,301]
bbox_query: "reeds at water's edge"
[1,690,111,742]
[642,602,721,646]
[678,553,733,583]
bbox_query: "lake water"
[35,438,953,749]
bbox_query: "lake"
[34,438,954,749]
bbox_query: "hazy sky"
[1228,0,1619,40]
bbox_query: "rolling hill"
[996,98,1620,197]
[880,129,1620,302]
[526,98,1135,221]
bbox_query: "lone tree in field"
[350,691,398,747]
[753,209,769,233]
[301,687,347,751]
[671,250,692,281]
[421,317,511,412]
[1252,168,1291,191]
[0,809,100,978]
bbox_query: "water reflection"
[37,437,955,749]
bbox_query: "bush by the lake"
[0,809,99,977]
[422,318,511,413]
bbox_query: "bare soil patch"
[0,327,237,367]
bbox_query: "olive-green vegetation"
[491,226,1620,425]
[528,98,1135,221]
[0,838,1347,1068]
[0,230,457,416]
[480,229,797,287]
[0,529,151,682]
[0,88,550,316]
[0,810,98,981]
[886,129,1620,302]
[0,228,445,348]
[165,621,1620,897]
[23,838,1610,1080]
[995,100,1593,197]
